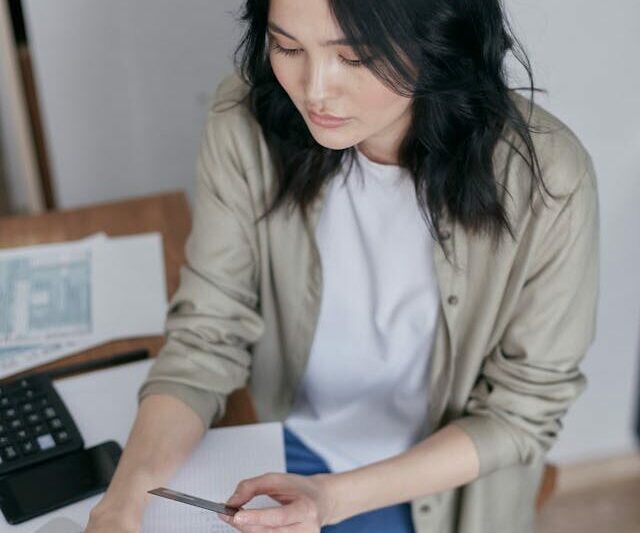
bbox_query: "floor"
[535,451,640,533]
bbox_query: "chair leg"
[536,464,558,511]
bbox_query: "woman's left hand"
[219,472,336,532]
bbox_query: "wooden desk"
[0,191,256,427]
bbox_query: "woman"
[87,0,599,532]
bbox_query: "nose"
[304,55,338,109]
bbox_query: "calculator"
[0,373,84,476]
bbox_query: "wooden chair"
[537,464,558,510]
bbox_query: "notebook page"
[141,422,286,533]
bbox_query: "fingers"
[276,525,310,533]
[226,473,289,507]
[218,513,311,533]
[234,499,315,528]
[222,473,320,531]
[218,513,272,532]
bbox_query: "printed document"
[0,233,167,378]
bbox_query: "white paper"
[0,336,100,379]
[92,233,167,339]
[0,232,167,378]
[0,233,106,347]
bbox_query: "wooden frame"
[0,0,44,213]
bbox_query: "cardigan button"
[420,503,431,513]
[447,295,459,306]
[439,230,451,241]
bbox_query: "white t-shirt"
[284,148,440,473]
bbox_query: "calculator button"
[54,431,69,444]
[21,402,35,414]
[21,440,37,455]
[0,436,9,446]
[27,413,42,425]
[33,423,48,435]
[43,407,57,419]
[3,407,17,419]
[14,389,36,403]
[15,428,29,440]
[0,423,4,434]
[10,419,23,430]
[2,445,19,460]
[37,434,56,450]
[0,397,11,407]
[37,397,49,408]
[49,418,63,430]
[19,379,30,388]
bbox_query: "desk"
[0,191,257,427]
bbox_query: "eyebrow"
[267,21,352,46]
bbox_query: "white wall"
[505,0,640,462]
[23,0,242,208]
[22,1,640,463]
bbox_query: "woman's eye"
[270,40,363,68]
[271,42,303,57]
[339,56,363,68]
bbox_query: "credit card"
[148,487,241,517]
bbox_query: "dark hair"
[234,0,552,247]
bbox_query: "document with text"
[0,232,167,378]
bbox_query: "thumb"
[226,473,284,507]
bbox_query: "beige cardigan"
[138,73,599,532]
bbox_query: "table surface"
[0,191,256,427]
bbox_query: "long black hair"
[234,0,552,247]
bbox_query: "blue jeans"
[284,425,415,532]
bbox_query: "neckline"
[354,148,406,181]
[355,147,401,169]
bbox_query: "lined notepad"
[141,422,286,532]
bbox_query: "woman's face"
[267,0,413,164]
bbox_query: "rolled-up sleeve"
[137,97,264,430]
[451,154,600,477]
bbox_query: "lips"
[307,110,351,128]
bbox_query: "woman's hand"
[219,472,336,531]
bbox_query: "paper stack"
[0,232,167,378]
